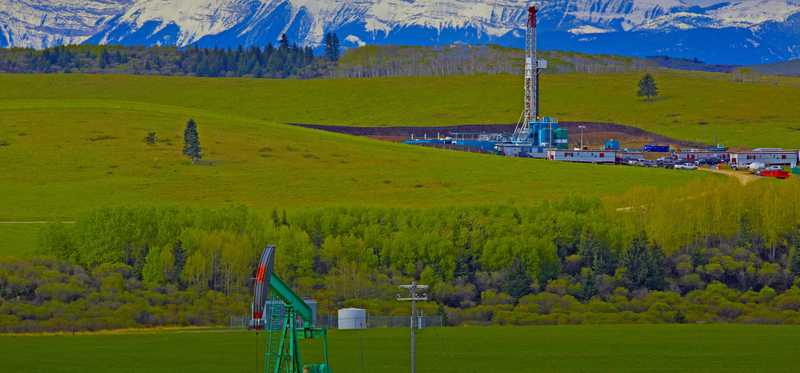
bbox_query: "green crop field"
[2,325,799,373]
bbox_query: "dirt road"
[288,121,709,149]
[699,167,759,185]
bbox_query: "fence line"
[230,315,444,329]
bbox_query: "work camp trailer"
[730,149,798,169]
[547,149,616,164]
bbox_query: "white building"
[547,149,617,164]
[495,143,547,158]
[730,149,798,169]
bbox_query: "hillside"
[335,45,653,78]
[0,72,719,254]
[749,59,800,77]
[2,70,798,254]
[1,71,798,148]
[0,86,702,221]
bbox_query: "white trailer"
[495,143,547,158]
[547,149,617,164]
[730,149,798,170]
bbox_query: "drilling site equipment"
[496,4,568,157]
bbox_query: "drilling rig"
[496,4,568,157]
[252,246,331,373]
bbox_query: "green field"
[1,71,798,148]
[0,224,41,256]
[3,70,797,253]
[3,325,799,373]
[0,73,709,223]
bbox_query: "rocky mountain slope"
[2,1,799,64]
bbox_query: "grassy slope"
[0,101,702,222]
[0,224,41,256]
[2,325,799,373]
[15,71,799,253]
[1,72,798,148]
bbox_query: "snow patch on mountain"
[569,25,614,34]
[1,1,800,63]
[0,0,131,48]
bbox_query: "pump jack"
[251,246,331,373]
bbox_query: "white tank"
[337,308,367,329]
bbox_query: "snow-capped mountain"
[2,1,800,64]
[0,0,132,49]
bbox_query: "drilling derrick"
[496,4,566,157]
[525,5,540,123]
[512,5,549,143]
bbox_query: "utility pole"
[579,125,586,149]
[398,282,428,373]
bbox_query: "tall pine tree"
[183,119,202,163]
[332,33,340,62]
[637,73,658,101]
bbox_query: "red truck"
[759,169,791,179]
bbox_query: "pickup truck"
[674,163,698,170]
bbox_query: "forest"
[0,42,656,81]
[0,34,336,79]
[2,179,800,332]
[334,45,653,78]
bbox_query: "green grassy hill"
[335,44,651,77]
[3,325,799,373]
[0,95,702,221]
[1,71,797,148]
[4,70,797,253]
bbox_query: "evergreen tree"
[645,243,666,290]
[271,209,280,227]
[145,131,157,145]
[183,119,202,162]
[279,34,290,50]
[324,33,333,60]
[621,231,665,290]
[622,231,650,289]
[172,241,186,284]
[98,48,110,69]
[504,257,532,299]
[637,73,658,101]
[324,32,341,62]
[789,247,800,277]
[332,33,341,62]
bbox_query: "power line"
[397,282,429,373]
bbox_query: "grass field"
[0,76,708,223]
[2,325,799,373]
[0,71,798,148]
[6,70,798,253]
[0,224,41,256]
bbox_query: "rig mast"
[513,5,547,141]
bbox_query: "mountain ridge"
[1,1,799,64]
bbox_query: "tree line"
[334,45,654,78]
[0,34,338,79]
[2,179,800,332]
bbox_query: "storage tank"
[554,128,569,149]
[537,126,552,148]
[604,139,620,151]
[337,308,367,330]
